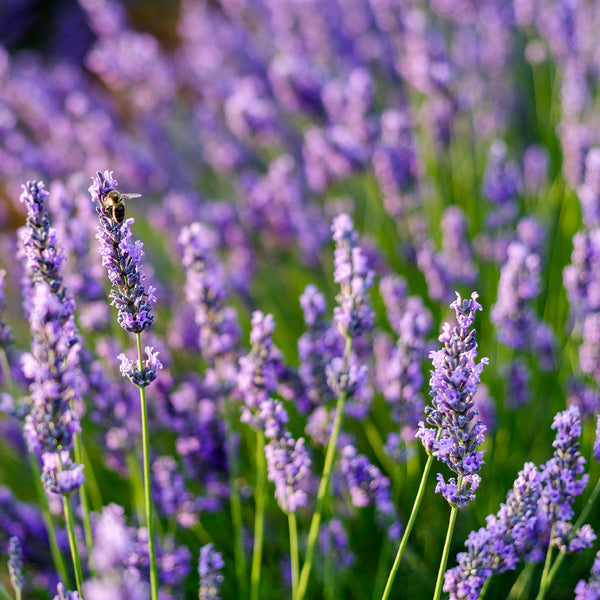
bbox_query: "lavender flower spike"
[8,536,24,598]
[417,292,488,507]
[199,543,225,600]
[89,170,156,333]
[331,213,374,339]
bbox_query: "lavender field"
[1,0,599,599]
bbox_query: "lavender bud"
[118,346,163,387]
[89,170,156,334]
[8,536,24,595]
[417,292,487,507]
[331,213,374,338]
[199,543,224,600]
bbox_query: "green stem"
[73,426,95,578]
[0,582,13,600]
[250,430,266,600]
[221,365,247,600]
[380,453,436,600]
[536,524,555,600]
[296,336,353,600]
[507,562,536,600]
[433,504,458,600]
[136,333,159,600]
[29,453,70,586]
[62,490,84,598]
[289,512,299,600]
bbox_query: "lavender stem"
[136,332,159,600]
[296,335,352,600]
[433,504,458,600]
[250,429,266,600]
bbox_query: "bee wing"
[121,193,143,199]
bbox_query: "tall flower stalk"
[296,213,374,600]
[89,170,161,600]
[382,292,487,600]
[18,180,87,594]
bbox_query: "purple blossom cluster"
[89,170,156,334]
[331,213,374,339]
[339,445,401,540]
[417,292,487,507]
[238,311,311,513]
[198,543,224,600]
[178,221,240,367]
[491,238,555,367]
[576,551,600,600]
[445,406,594,599]
[375,274,432,435]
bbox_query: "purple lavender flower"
[297,284,343,413]
[331,213,374,339]
[339,445,401,540]
[265,433,312,514]
[417,292,487,507]
[491,239,556,368]
[89,170,156,334]
[238,312,312,512]
[237,311,279,427]
[578,148,600,228]
[118,345,162,388]
[440,206,477,286]
[199,543,224,600]
[21,282,83,494]
[375,275,432,431]
[178,221,240,366]
[444,461,543,599]
[319,519,355,571]
[539,406,591,552]
[575,551,600,600]
[53,583,80,600]
[0,269,14,349]
[594,415,600,463]
[18,181,73,314]
[8,536,23,596]
[84,503,149,600]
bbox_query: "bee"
[102,190,142,223]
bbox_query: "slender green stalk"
[380,452,437,600]
[289,512,299,600]
[29,451,70,586]
[73,423,95,577]
[0,581,13,600]
[62,492,84,598]
[221,358,248,600]
[536,524,555,600]
[136,333,159,600]
[250,429,266,600]
[296,336,352,600]
[507,562,536,600]
[433,505,458,600]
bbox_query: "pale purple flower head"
[8,536,23,596]
[178,221,240,364]
[265,434,311,513]
[331,213,374,338]
[89,170,156,334]
[199,543,224,600]
[0,269,14,349]
[444,461,543,599]
[339,445,401,540]
[53,583,80,600]
[118,345,162,388]
[22,282,83,494]
[319,519,355,571]
[417,292,487,507]
[575,550,600,600]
